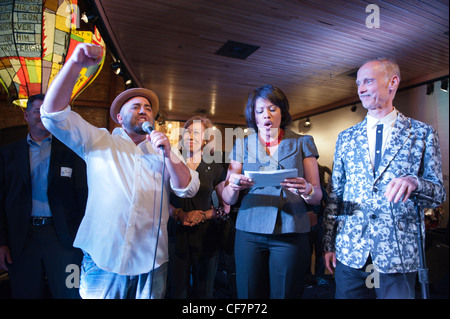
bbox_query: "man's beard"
[135,125,147,135]
[123,121,147,135]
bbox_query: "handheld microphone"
[142,121,164,151]
[142,121,154,134]
[410,191,434,203]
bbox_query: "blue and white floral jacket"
[323,112,446,273]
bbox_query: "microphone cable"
[149,141,166,298]
[389,201,414,298]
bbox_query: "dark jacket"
[0,137,88,260]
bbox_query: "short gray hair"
[363,57,401,82]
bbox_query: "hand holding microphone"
[383,175,418,203]
[384,175,436,205]
[142,121,168,155]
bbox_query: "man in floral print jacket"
[323,58,446,299]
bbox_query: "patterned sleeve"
[322,132,346,252]
[413,124,446,208]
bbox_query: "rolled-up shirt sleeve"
[170,168,199,198]
[40,105,103,160]
[168,146,200,198]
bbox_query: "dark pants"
[8,224,82,299]
[335,258,417,299]
[234,230,310,299]
[309,218,325,276]
[168,244,219,299]
[167,220,220,299]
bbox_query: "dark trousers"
[8,224,82,299]
[167,221,220,299]
[335,258,417,299]
[309,220,325,276]
[234,230,310,299]
[168,244,219,299]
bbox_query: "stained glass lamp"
[0,0,105,109]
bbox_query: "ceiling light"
[304,117,311,127]
[111,61,122,75]
[426,82,434,95]
[440,79,448,92]
[81,12,98,24]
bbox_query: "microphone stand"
[414,197,430,299]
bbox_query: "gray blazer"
[230,129,319,234]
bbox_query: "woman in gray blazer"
[221,85,322,298]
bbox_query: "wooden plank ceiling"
[91,0,449,125]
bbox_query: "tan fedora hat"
[110,88,159,124]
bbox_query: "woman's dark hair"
[244,84,292,131]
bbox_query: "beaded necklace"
[259,128,285,148]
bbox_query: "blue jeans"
[79,253,167,299]
[335,259,417,299]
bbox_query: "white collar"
[367,108,397,129]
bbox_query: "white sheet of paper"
[244,168,298,187]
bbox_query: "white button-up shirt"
[41,106,199,275]
[366,108,397,169]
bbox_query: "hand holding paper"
[244,168,298,187]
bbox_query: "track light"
[114,67,121,75]
[440,79,448,92]
[426,82,434,95]
[304,117,311,127]
[81,12,98,24]
[111,61,122,75]
[112,60,134,87]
